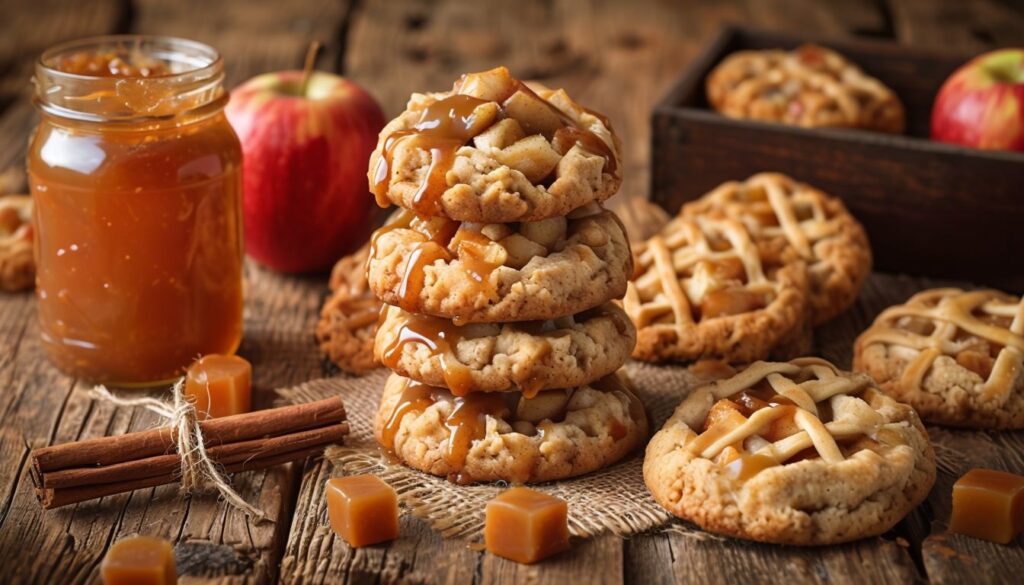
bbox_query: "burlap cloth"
[278,361,706,541]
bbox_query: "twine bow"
[92,381,270,523]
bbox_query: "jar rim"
[34,35,226,124]
[37,34,222,81]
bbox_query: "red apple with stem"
[226,43,386,273]
[931,48,1024,152]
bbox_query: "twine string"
[92,382,269,523]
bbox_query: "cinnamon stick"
[41,422,350,489]
[39,444,328,509]
[33,396,345,472]
[31,396,348,510]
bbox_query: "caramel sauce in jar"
[29,36,243,385]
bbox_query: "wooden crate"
[651,26,1024,291]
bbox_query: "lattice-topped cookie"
[706,44,905,133]
[0,195,34,292]
[317,242,382,374]
[644,358,935,545]
[854,288,1024,429]
[683,173,871,324]
[369,66,622,223]
[624,212,807,363]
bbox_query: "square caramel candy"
[101,536,177,585]
[184,354,252,419]
[326,475,399,547]
[485,487,569,564]
[949,468,1024,544]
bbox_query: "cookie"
[316,242,382,374]
[375,371,648,484]
[682,173,871,324]
[368,66,622,223]
[854,288,1024,429]
[624,212,808,364]
[706,44,905,133]
[0,195,34,293]
[375,302,635,396]
[367,205,631,323]
[644,358,935,545]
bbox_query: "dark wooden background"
[1,1,1023,583]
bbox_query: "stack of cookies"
[364,67,648,484]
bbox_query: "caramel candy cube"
[485,487,569,564]
[949,468,1024,544]
[101,536,177,585]
[326,475,399,547]
[184,354,252,419]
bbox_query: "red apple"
[226,70,385,273]
[931,49,1024,151]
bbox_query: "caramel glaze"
[381,379,518,484]
[372,75,618,219]
[381,375,638,483]
[383,309,627,398]
[703,383,851,483]
[380,311,475,396]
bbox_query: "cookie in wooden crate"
[706,44,905,133]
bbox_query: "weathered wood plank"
[279,455,481,584]
[889,0,1024,51]
[132,0,355,87]
[0,0,128,100]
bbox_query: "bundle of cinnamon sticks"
[30,397,348,509]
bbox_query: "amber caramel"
[100,536,177,585]
[326,475,399,547]
[184,354,252,419]
[30,36,243,385]
[485,487,569,564]
[949,468,1024,544]
[56,51,171,78]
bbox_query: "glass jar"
[28,36,244,386]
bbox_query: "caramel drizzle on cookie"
[378,379,526,484]
[856,288,1024,402]
[677,359,888,484]
[371,75,617,219]
[378,306,631,398]
[369,209,500,314]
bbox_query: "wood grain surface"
[0,1,1022,583]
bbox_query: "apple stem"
[299,40,322,97]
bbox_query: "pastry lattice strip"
[858,289,1024,402]
[681,359,880,467]
[700,174,840,270]
[625,215,774,333]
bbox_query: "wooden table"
[1,1,1022,583]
